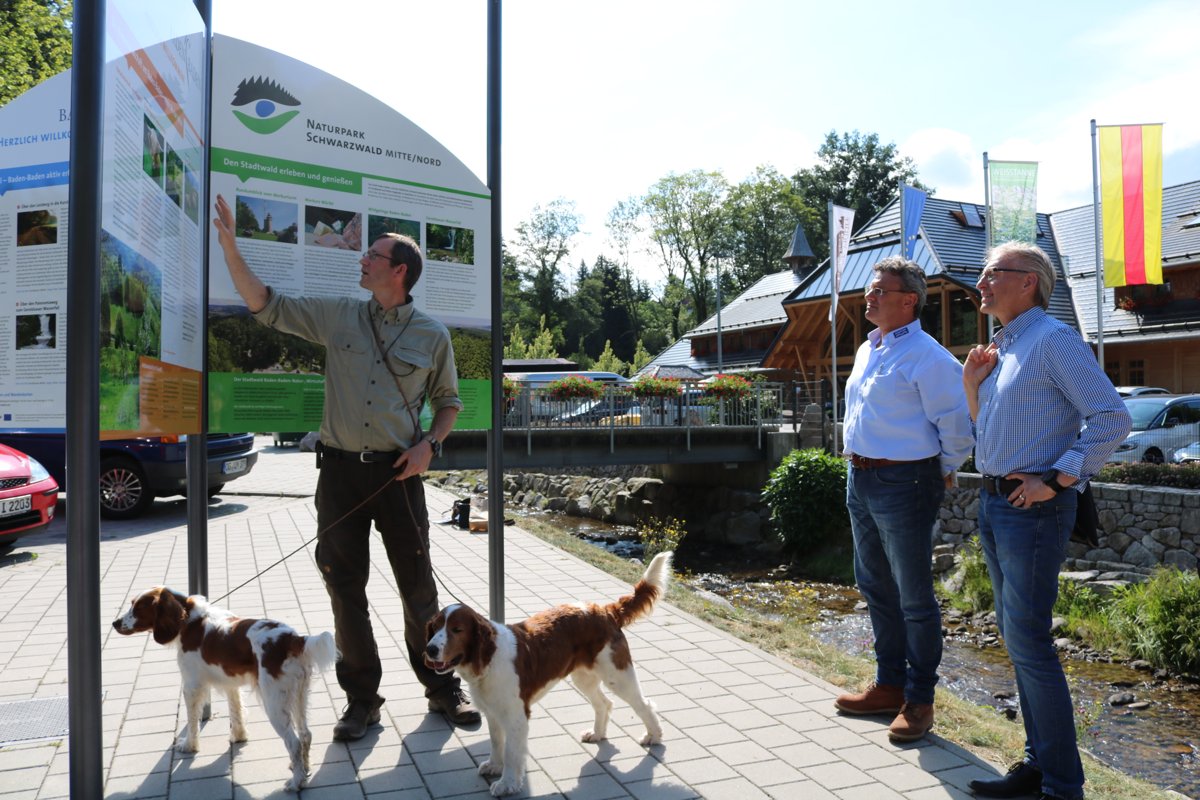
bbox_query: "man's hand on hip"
[392,440,435,481]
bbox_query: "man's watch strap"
[425,436,442,459]
[1041,469,1070,494]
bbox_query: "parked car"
[0,443,60,554]
[1109,394,1200,464]
[1173,442,1200,465]
[0,431,258,519]
[1114,385,1171,397]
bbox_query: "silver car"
[1173,442,1200,465]
[1110,395,1200,464]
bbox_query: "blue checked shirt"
[843,319,974,476]
[975,307,1131,486]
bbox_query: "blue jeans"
[978,488,1083,799]
[847,459,944,704]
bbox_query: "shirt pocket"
[389,344,433,385]
[330,327,370,368]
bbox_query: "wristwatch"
[425,436,442,459]
[1040,469,1070,494]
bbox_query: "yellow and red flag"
[1098,123,1163,287]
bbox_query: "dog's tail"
[610,551,672,628]
[302,631,338,673]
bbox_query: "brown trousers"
[314,460,458,705]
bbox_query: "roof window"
[951,204,984,228]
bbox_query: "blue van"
[0,431,258,519]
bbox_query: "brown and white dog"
[111,587,337,792]
[424,552,671,797]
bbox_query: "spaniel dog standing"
[425,552,672,797]
[111,587,337,792]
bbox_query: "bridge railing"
[500,382,786,432]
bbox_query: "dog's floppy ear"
[466,607,497,675]
[153,589,188,644]
[425,609,446,644]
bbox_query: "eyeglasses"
[978,267,1031,285]
[363,249,391,262]
[864,287,914,298]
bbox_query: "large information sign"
[99,3,208,436]
[0,71,71,429]
[0,0,207,436]
[208,36,493,433]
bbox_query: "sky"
[213,0,1200,283]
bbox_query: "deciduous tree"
[0,0,72,106]
[792,131,929,261]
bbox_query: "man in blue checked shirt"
[963,241,1130,800]
[834,256,974,744]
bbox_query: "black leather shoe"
[428,685,481,725]
[969,761,1043,797]
[333,697,383,741]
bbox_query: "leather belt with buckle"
[320,445,403,464]
[980,475,1023,496]
[846,453,936,470]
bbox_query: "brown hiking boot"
[428,685,481,726]
[888,702,934,741]
[834,681,904,716]
[333,697,384,741]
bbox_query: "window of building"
[1128,359,1145,385]
[1105,361,1120,385]
[948,290,978,347]
[920,294,943,340]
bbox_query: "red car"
[0,442,60,555]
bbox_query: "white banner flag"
[829,204,855,322]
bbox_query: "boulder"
[724,511,763,546]
[1163,549,1199,572]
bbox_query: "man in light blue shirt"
[834,256,973,743]
[964,242,1130,800]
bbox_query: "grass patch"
[514,516,1178,800]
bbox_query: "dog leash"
[211,475,395,604]
[211,475,468,606]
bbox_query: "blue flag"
[901,185,927,259]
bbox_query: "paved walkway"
[0,437,1005,799]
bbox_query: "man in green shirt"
[213,194,479,740]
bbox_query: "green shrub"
[637,516,686,561]
[1054,578,1122,652]
[941,537,994,614]
[762,448,848,552]
[1108,568,1200,675]
[1095,462,1200,489]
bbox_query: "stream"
[527,510,1200,798]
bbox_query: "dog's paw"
[174,737,199,754]
[478,759,503,777]
[283,774,306,793]
[229,726,248,744]
[580,729,606,743]
[489,775,523,797]
[639,731,662,746]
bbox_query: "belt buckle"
[359,451,373,463]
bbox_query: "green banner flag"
[988,160,1038,244]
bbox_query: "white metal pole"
[984,152,995,340]
[1091,119,1105,367]
[828,200,839,455]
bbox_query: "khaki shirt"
[253,290,463,452]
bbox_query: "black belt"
[980,475,1023,496]
[846,453,937,470]
[319,445,403,464]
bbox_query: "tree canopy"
[0,0,72,106]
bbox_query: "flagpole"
[983,152,995,339]
[1091,119,1104,366]
[828,200,839,456]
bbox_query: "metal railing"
[501,382,786,431]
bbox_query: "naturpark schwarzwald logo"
[230,76,300,135]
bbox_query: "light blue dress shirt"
[843,319,974,476]
[975,307,1131,484]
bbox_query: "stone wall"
[937,476,1200,588]
[434,469,1200,585]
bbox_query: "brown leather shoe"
[888,702,934,741]
[428,685,481,726]
[834,681,904,716]
[333,697,383,741]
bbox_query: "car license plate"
[222,458,247,476]
[0,494,32,517]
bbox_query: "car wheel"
[99,456,153,519]
[207,484,224,499]
[1144,448,1165,464]
[0,540,14,557]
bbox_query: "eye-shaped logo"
[230,76,300,135]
